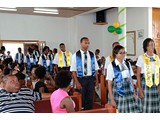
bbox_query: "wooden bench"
[76,104,116,113]
[34,94,82,113]
[34,99,52,113]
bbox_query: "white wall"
[102,8,118,57]
[100,7,151,60]
[126,7,151,60]
[73,14,104,54]
[0,13,69,51]
[0,8,151,60]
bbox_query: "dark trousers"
[78,76,95,110]
[58,67,70,72]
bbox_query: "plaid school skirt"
[140,75,159,113]
[110,78,138,113]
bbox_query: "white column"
[118,7,127,51]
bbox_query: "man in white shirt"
[38,46,53,74]
[104,42,120,76]
[0,50,4,64]
[24,47,38,74]
[70,37,99,110]
[32,44,40,61]
[53,43,72,73]
[1,46,6,60]
[15,47,24,65]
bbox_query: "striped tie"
[84,52,87,75]
[63,52,68,66]
[121,64,126,71]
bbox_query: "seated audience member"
[34,66,49,93]
[95,49,101,61]
[0,75,41,113]
[0,49,4,64]
[30,65,39,89]
[19,65,32,89]
[50,70,75,113]
[15,72,26,88]
[11,63,20,71]
[0,65,4,89]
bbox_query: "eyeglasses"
[118,51,127,55]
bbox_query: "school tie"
[84,52,87,75]
[20,54,22,62]
[63,52,68,66]
[121,63,126,71]
[35,51,37,56]
[150,57,156,62]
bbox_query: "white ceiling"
[0,7,101,17]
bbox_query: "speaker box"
[96,10,106,23]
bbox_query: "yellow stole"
[109,54,114,62]
[142,54,159,87]
[58,51,71,68]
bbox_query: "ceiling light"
[0,7,17,11]
[33,11,59,14]
[34,8,58,12]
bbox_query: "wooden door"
[152,8,160,56]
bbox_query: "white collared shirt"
[14,52,24,63]
[104,56,110,70]
[24,53,38,63]
[53,51,72,67]
[70,50,99,76]
[38,54,52,67]
[5,55,12,59]
[106,58,134,81]
[33,50,40,58]
[0,54,4,61]
[136,53,160,74]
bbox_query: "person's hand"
[76,81,82,90]
[110,99,116,108]
[158,85,160,94]
[95,81,99,90]
[138,88,144,99]
[134,92,138,101]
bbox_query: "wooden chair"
[76,104,116,113]
[100,75,107,106]
[34,99,52,113]
[71,94,82,111]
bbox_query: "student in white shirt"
[136,38,160,113]
[54,43,72,73]
[24,47,38,74]
[1,46,6,60]
[107,45,137,113]
[70,37,99,110]
[0,50,4,64]
[104,42,120,76]
[38,46,53,74]
[0,65,4,89]
[15,47,24,65]
[6,51,12,59]
[32,44,40,60]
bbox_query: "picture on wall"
[137,29,144,39]
[126,31,136,56]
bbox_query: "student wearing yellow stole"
[105,42,120,76]
[136,38,160,113]
[107,45,138,113]
[53,43,72,73]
